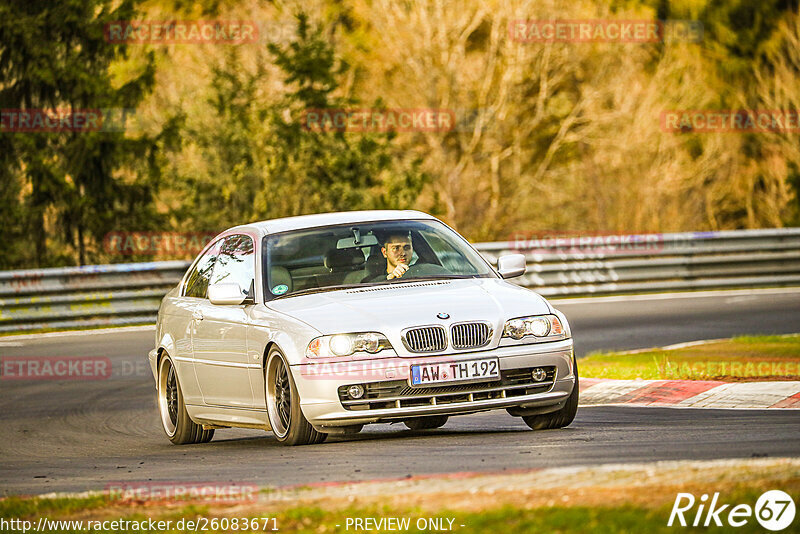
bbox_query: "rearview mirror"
[336,234,379,249]
[497,254,526,279]
[208,283,248,305]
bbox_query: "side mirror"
[208,283,248,305]
[497,254,526,279]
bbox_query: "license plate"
[410,358,500,386]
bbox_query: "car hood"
[267,278,551,353]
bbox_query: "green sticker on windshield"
[271,284,289,295]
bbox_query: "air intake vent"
[451,322,492,349]
[403,326,447,353]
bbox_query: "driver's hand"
[387,263,409,280]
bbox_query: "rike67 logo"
[669,490,796,531]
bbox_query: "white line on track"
[0,324,155,342]
[578,403,800,410]
[585,332,800,355]
[550,286,800,305]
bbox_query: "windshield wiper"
[388,275,476,284]
[271,276,480,300]
[271,283,381,299]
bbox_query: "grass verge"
[580,334,800,381]
[0,487,794,533]
[1,459,797,533]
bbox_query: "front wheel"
[522,357,579,430]
[265,348,327,446]
[157,354,214,444]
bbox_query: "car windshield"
[263,219,495,299]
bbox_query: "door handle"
[192,310,204,321]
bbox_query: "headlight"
[306,332,392,358]
[502,314,565,341]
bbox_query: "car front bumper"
[291,339,575,429]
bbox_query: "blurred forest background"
[2,0,800,268]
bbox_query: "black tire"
[311,430,330,444]
[265,347,326,446]
[522,356,579,430]
[403,415,449,430]
[157,354,214,445]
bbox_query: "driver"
[374,232,414,281]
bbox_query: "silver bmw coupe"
[148,210,578,446]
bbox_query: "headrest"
[365,245,385,272]
[324,248,365,271]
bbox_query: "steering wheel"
[402,262,450,278]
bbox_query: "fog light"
[347,384,365,399]
[531,367,547,382]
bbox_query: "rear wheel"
[157,354,214,445]
[265,347,327,446]
[522,357,579,430]
[403,415,449,430]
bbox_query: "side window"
[184,240,222,298]
[210,234,255,295]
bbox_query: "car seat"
[321,248,366,286]
[360,245,386,282]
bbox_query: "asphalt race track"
[1,288,799,496]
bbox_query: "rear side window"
[184,240,222,298]
[210,234,256,294]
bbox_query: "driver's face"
[382,237,413,268]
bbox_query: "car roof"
[228,210,438,236]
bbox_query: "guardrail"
[1,228,799,333]
[0,261,188,333]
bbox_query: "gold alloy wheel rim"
[266,352,292,438]
[158,357,178,437]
